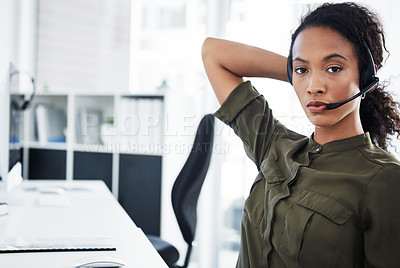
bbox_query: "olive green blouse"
[214,81,400,268]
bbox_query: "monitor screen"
[9,96,23,171]
[0,64,26,192]
[0,64,11,191]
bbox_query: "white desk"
[0,180,168,268]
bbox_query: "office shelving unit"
[23,92,164,236]
[24,93,165,174]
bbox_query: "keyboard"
[38,194,71,207]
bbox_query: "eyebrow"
[323,53,348,62]
[292,53,348,63]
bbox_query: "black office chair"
[148,114,215,268]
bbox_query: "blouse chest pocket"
[278,190,353,264]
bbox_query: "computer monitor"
[0,63,12,191]
[0,64,26,192]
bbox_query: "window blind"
[36,0,130,93]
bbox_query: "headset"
[9,70,36,111]
[287,40,379,110]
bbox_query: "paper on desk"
[0,236,116,253]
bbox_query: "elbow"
[201,37,216,62]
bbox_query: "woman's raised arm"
[201,37,289,104]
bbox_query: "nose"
[307,72,326,96]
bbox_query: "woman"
[202,2,400,267]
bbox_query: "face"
[291,27,361,130]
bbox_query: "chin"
[307,115,338,128]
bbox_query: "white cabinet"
[22,92,164,236]
[24,92,165,176]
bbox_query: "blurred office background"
[1,0,400,267]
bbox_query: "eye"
[294,67,308,74]
[327,66,342,73]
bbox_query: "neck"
[313,113,364,145]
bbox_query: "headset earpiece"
[287,54,293,85]
[360,40,378,91]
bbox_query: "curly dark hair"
[288,2,400,150]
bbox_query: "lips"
[307,101,327,112]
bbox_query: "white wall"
[0,0,15,73]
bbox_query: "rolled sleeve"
[214,81,261,124]
[213,81,282,169]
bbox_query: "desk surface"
[0,180,168,268]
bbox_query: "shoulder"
[357,144,400,193]
[370,162,400,185]
[359,142,400,170]
[364,159,400,205]
[361,151,400,223]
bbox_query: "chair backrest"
[171,114,215,246]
